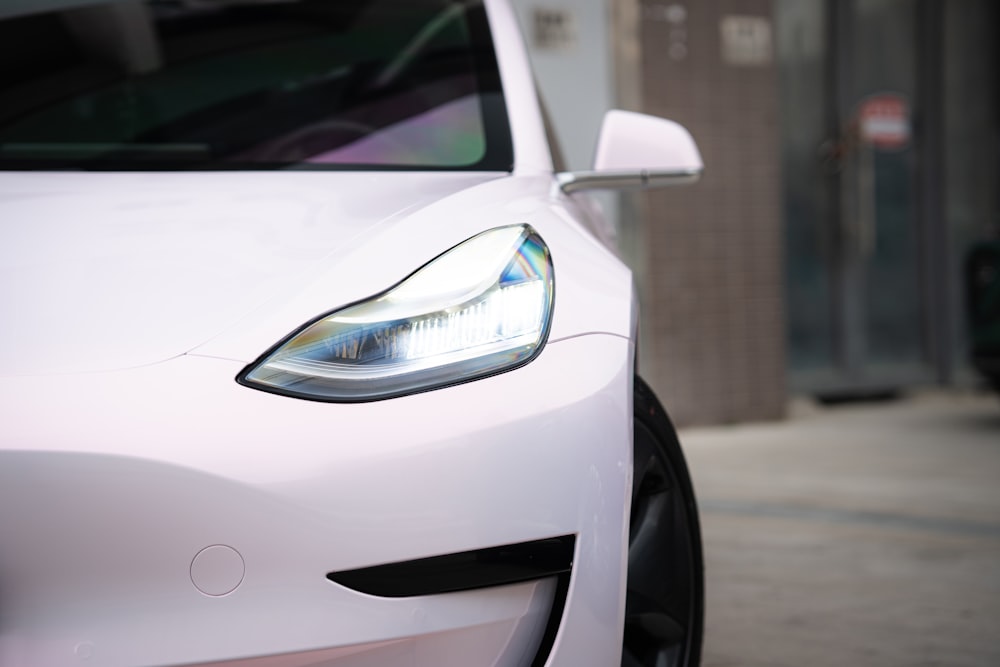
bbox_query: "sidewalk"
[679,390,1000,667]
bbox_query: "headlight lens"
[238,225,554,401]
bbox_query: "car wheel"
[622,376,705,667]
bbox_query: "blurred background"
[511,0,1000,426]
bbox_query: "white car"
[0,1,704,666]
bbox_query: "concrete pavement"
[679,390,1000,667]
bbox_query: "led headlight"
[238,225,554,401]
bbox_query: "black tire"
[622,376,704,667]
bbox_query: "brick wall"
[633,0,786,425]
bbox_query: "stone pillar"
[632,0,786,424]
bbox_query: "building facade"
[514,0,998,425]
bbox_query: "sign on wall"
[533,8,577,50]
[719,15,773,66]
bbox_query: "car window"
[0,0,513,171]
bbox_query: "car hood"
[0,171,503,376]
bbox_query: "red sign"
[856,93,911,150]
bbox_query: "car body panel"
[0,171,502,375]
[0,172,633,377]
[0,335,632,667]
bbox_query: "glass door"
[778,0,934,394]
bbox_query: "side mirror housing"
[557,110,703,193]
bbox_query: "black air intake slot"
[326,534,575,598]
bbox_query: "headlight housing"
[238,225,554,401]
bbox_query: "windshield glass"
[0,0,512,171]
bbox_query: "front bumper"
[0,334,633,667]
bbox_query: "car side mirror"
[557,110,703,194]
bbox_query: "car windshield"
[0,0,512,171]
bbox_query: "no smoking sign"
[856,93,911,151]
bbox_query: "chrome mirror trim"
[556,168,702,194]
